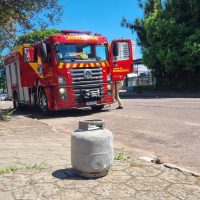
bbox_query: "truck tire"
[39,89,49,114]
[13,92,22,111]
[91,105,104,112]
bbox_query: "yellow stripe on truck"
[106,61,109,67]
[29,63,43,78]
[66,63,70,68]
[58,63,64,69]
[73,63,77,68]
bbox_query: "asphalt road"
[1,97,200,173]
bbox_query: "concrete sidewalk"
[0,116,200,200]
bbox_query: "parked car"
[0,93,8,101]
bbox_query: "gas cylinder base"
[74,169,109,179]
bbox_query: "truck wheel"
[39,90,49,114]
[13,92,21,111]
[91,105,104,112]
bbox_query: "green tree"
[0,0,63,52]
[122,0,200,90]
[14,29,60,47]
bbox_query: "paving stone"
[0,173,31,191]
[135,191,179,200]
[92,182,136,198]
[167,184,200,200]
[125,165,162,177]
[13,183,60,200]
[49,191,86,200]
[30,171,56,184]
[126,176,170,191]
[63,180,99,193]
[98,170,132,183]
[0,192,14,200]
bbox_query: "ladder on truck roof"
[61,30,91,35]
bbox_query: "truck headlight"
[59,88,67,100]
[59,88,65,94]
[58,77,66,85]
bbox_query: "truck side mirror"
[40,42,47,61]
[112,42,119,57]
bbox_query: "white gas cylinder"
[71,119,113,178]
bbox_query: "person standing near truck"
[114,80,124,109]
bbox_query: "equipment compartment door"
[15,61,29,103]
[110,39,134,81]
[5,65,12,99]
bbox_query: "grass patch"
[25,163,47,170]
[0,108,15,121]
[0,166,21,175]
[0,162,47,175]
[114,148,131,161]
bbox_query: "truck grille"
[71,67,104,102]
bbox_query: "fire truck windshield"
[56,44,108,62]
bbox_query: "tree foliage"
[0,0,63,52]
[122,0,200,89]
[14,29,60,47]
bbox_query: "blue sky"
[50,0,143,58]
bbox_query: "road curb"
[139,156,200,177]
[120,91,200,98]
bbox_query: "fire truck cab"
[4,30,134,113]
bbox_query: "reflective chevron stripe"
[58,61,109,69]
[58,62,64,69]
[106,61,109,67]
[73,63,77,68]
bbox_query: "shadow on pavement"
[12,106,110,120]
[52,168,84,180]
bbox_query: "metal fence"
[135,75,156,86]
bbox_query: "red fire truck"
[4,30,134,113]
